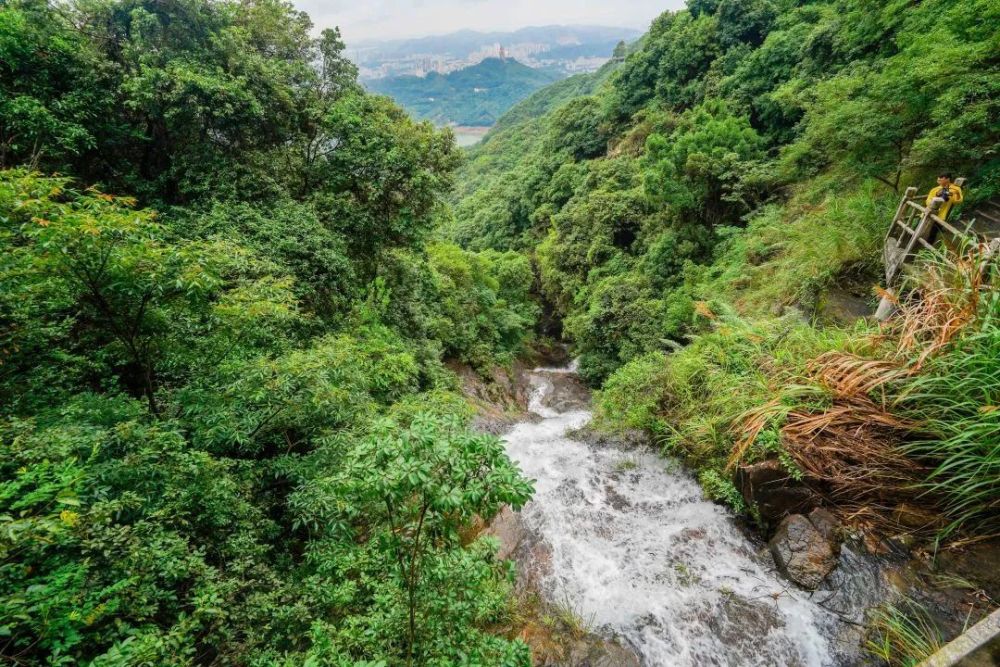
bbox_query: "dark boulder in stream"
[769,511,841,590]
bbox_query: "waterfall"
[502,365,846,666]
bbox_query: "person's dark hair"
[939,172,953,180]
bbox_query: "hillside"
[3,0,1000,664]
[0,3,538,665]
[367,57,563,126]
[449,1,1000,662]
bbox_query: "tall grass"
[595,304,863,471]
[866,601,945,667]
[894,305,1000,533]
[885,250,1000,533]
[805,247,1000,533]
[704,176,896,314]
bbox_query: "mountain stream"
[500,364,856,666]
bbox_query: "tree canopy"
[1,1,538,664]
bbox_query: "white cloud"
[294,0,686,43]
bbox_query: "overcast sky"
[293,0,687,43]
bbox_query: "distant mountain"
[350,25,639,59]
[349,25,640,80]
[366,57,563,127]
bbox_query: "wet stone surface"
[769,513,840,590]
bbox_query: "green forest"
[450,0,999,533]
[1,0,999,665]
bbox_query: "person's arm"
[927,187,940,207]
[952,185,964,203]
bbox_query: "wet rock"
[447,360,532,420]
[936,538,1000,602]
[736,460,820,527]
[539,371,591,413]
[769,513,839,589]
[808,507,840,542]
[485,506,525,561]
[560,638,641,667]
[679,527,706,542]
[817,287,874,325]
[573,426,650,450]
[470,414,515,435]
[814,541,889,622]
[707,595,785,647]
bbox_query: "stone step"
[920,607,1000,667]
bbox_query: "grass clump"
[866,601,945,666]
[881,251,1000,533]
[595,303,862,473]
[698,470,746,513]
[598,238,1000,539]
[893,301,1000,533]
[734,247,1000,534]
[700,176,895,316]
[614,457,640,473]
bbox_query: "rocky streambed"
[467,360,999,666]
[487,363,898,666]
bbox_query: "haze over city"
[293,0,686,42]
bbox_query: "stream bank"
[458,358,997,665]
[485,363,861,665]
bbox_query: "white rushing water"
[502,366,841,667]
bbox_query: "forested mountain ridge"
[349,25,641,79]
[2,0,1000,664]
[352,25,639,60]
[452,0,998,383]
[367,57,563,127]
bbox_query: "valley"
[366,56,562,127]
[2,0,998,665]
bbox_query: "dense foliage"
[0,0,539,664]
[451,0,999,383]
[451,0,1000,539]
[367,57,562,127]
[4,0,1000,662]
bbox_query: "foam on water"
[503,367,841,666]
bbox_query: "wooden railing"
[882,180,973,286]
[876,178,1000,320]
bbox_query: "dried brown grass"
[886,244,988,366]
[809,353,909,406]
[807,245,990,405]
[728,398,784,473]
[780,397,927,507]
[731,246,994,528]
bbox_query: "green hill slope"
[367,57,563,126]
[450,0,1000,583]
[0,2,538,664]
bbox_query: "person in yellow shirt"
[926,172,963,220]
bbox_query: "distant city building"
[351,27,640,82]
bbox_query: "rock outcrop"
[736,460,819,527]
[769,509,841,589]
